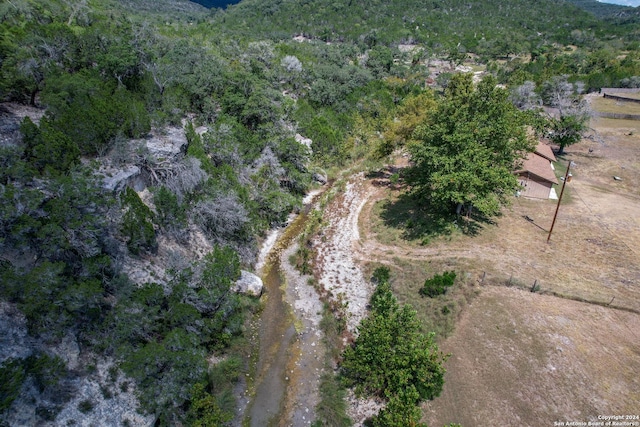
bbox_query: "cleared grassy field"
[604,91,640,100]
[591,94,640,115]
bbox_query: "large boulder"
[145,126,188,158]
[101,165,141,192]
[312,171,328,185]
[234,270,264,297]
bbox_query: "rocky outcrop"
[312,171,328,185]
[50,334,80,371]
[51,360,154,427]
[101,165,142,192]
[0,103,45,148]
[295,133,313,154]
[99,125,188,193]
[234,270,264,297]
[0,301,32,363]
[0,302,151,427]
[144,126,187,158]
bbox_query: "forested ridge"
[214,0,638,55]
[566,0,640,21]
[1,0,639,425]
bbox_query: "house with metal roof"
[516,141,559,199]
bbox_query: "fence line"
[601,87,640,94]
[602,93,640,104]
[474,270,640,315]
[591,111,640,121]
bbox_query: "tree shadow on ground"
[365,166,404,190]
[379,192,493,243]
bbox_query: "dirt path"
[313,174,374,333]
[310,174,384,424]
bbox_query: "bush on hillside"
[419,271,456,298]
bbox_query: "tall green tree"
[20,116,80,176]
[540,76,590,154]
[121,187,157,255]
[549,111,589,155]
[341,281,445,402]
[407,73,533,217]
[341,267,446,424]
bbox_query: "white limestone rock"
[101,165,141,192]
[295,133,313,154]
[144,127,187,158]
[234,270,264,297]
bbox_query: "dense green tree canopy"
[407,73,534,217]
[213,0,628,56]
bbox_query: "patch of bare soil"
[424,286,640,427]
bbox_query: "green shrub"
[0,359,26,413]
[121,334,207,418]
[419,271,456,298]
[208,356,241,390]
[369,386,426,427]
[77,399,94,414]
[341,270,446,405]
[315,372,351,427]
[100,385,113,399]
[35,405,60,421]
[372,266,390,285]
[153,186,187,230]
[185,382,233,427]
[25,353,67,393]
[121,187,157,255]
[20,116,80,176]
[41,72,150,155]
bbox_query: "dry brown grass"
[423,286,640,427]
[361,181,640,314]
[361,258,481,340]
[592,96,640,115]
[604,91,640,100]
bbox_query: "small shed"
[516,142,558,199]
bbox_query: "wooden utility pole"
[547,160,572,243]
